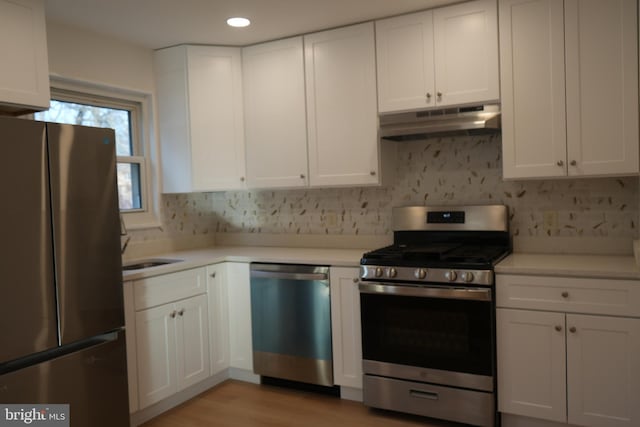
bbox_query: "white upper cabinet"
[376,0,499,113]
[0,0,50,114]
[243,25,387,190]
[432,0,500,107]
[500,0,639,179]
[564,0,639,176]
[304,22,381,187]
[499,0,567,179]
[155,45,246,193]
[242,37,308,189]
[376,11,436,113]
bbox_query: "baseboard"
[130,370,229,426]
[229,367,261,384]
[340,386,363,402]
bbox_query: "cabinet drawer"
[134,268,206,310]
[496,274,640,317]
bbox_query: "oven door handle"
[358,282,492,301]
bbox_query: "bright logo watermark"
[0,405,68,426]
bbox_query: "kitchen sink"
[122,258,183,271]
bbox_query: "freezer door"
[0,117,58,364]
[47,123,124,344]
[0,331,130,426]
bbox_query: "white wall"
[45,20,155,93]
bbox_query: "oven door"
[359,281,495,392]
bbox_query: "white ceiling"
[44,0,463,50]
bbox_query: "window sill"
[122,210,161,231]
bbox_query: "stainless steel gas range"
[359,205,511,427]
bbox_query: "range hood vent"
[379,104,501,141]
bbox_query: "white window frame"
[46,76,160,230]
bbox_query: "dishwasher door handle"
[250,270,329,281]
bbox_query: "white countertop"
[496,253,640,280]
[123,245,640,282]
[122,245,367,281]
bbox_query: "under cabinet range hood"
[379,104,501,141]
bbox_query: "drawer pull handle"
[170,310,177,318]
[555,325,562,332]
[178,309,185,316]
[210,272,216,278]
[561,291,569,298]
[569,326,577,333]
[410,389,439,400]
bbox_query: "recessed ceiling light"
[227,17,251,28]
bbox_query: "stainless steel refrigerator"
[0,116,130,426]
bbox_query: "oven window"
[360,292,493,376]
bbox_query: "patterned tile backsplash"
[133,134,639,246]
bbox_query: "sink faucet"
[120,214,130,255]
[121,235,131,255]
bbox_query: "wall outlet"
[543,210,558,230]
[325,211,337,227]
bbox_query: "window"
[35,90,146,212]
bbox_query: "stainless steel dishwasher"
[250,263,333,386]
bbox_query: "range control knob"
[374,267,383,278]
[461,272,474,283]
[387,267,398,278]
[414,268,427,280]
[445,270,458,282]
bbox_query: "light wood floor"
[141,380,465,427]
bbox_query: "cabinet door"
[226,262,253,371]
[135,304,177,409]
[122,281,138,413]
[432,0,500,107]
[566,314,640,427]
[0,0,49,113]
[155,45,245,193]
[187,46,246,191]
[243,37,308,189]
[499,0,567,179]
[565,0,639,176]
[206,264,230,375]
[175,294,210,391]
[375,11,435,113]
[329,267,363,389]
[497,308,566,422]
[304,23,380,187]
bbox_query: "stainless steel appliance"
[250,263,333,387]
[379,104,500,141]
[0,116,129,426]
[359,205,510,427]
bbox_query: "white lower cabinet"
[136,294,210,409]
[132,268,210,410]
[329,267,363,393]
[206,264,230,375]
[225,262,254,372]
[497,274,640,427]
[497,308,568,422]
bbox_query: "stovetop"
[361,242,510,270]
[361,205,512,285]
